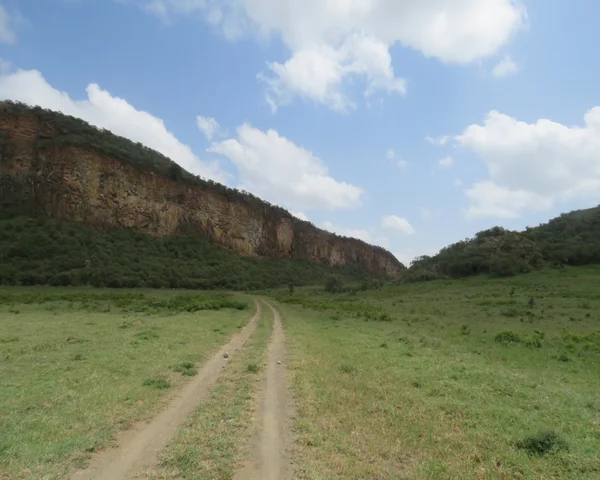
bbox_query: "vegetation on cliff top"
[0,214,374,290]
[405,206,600,281]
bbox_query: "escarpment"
[0,102,405,278]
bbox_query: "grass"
[274,265,600,479]
[0,287,251,480]
[149,301,273,479]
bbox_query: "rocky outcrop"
[0,103,405,278]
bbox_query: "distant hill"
[406,206,600,281]
[0,101,404,287]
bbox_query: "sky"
[2,0,600,266]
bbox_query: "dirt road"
[233,301,294,480]
[70,300,261,480]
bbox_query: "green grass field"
[2,266,600,479]
[0,288,251,480]
[275,266,600,479]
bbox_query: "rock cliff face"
[0,103,404,278]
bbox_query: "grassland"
[275,266,600,479]
[149,301,273,479]
[0,288,251,480]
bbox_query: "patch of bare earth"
[233,301,294,480]
[70,300,261,480]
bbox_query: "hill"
[0,101,404,285]
[406,206,600,281]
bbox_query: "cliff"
[0,101,404,279]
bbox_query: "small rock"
[277,360,282,365]
[223,352,229,358]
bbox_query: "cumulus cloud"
[0,4,17,44]
[136,0,526,111]
[381,215,415,236]
[456,108,600,219]
[209,124,363,210]
[386,148,396,160]
[492,54,518,78]
[0,68,227,182]
[321,220,389,248]
[196,115,220,140]
[438,156,454,168]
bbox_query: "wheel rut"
[233,301,294,480]
[70,300,261,480]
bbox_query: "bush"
[324,276,344,293]
[174,362,197,376]
[143,378,171,389]
[524,336,542,348]
[461,324,471,335]
[494,330,521,344]
[515,431,568,456]
[247,362,260,373]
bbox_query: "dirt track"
[70,300,261,480]
[233,301,294,480]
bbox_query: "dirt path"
[233,301,294,480]
[70,300,261,480]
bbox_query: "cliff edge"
[0,101,404,279]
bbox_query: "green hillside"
[406,206,600,281]
[0,214,371,290]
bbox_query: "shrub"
[461,324,471,335]
[494,330,521,344]
[324,276,344,293]
[340,364,356,374]
[174,362,197,376]
[143,378,171,389]
[515,431,568,456]
[524,336,542,348]
[247,362,260,373]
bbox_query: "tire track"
[233,301,294,480]
[70,300,261,480]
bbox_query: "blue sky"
[2,0,600,265]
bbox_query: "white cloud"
[196,115,220,140]
[381,215,415,236]
[456,108,600,219]
[0,68,227,182]
[321,220,372,243]
[425,135,450,147]
[386,148,395,160]
[438,156,454,168]
[393,246,440,267]
[137,0,526,111]
[209,124,363,210]
[397,159,408,172]
[321,220,389,248]
[0,58,11,75]
[464,181,552,220]
[492,54,519,78]
[291,211,309,221]
[0,4,17,44]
